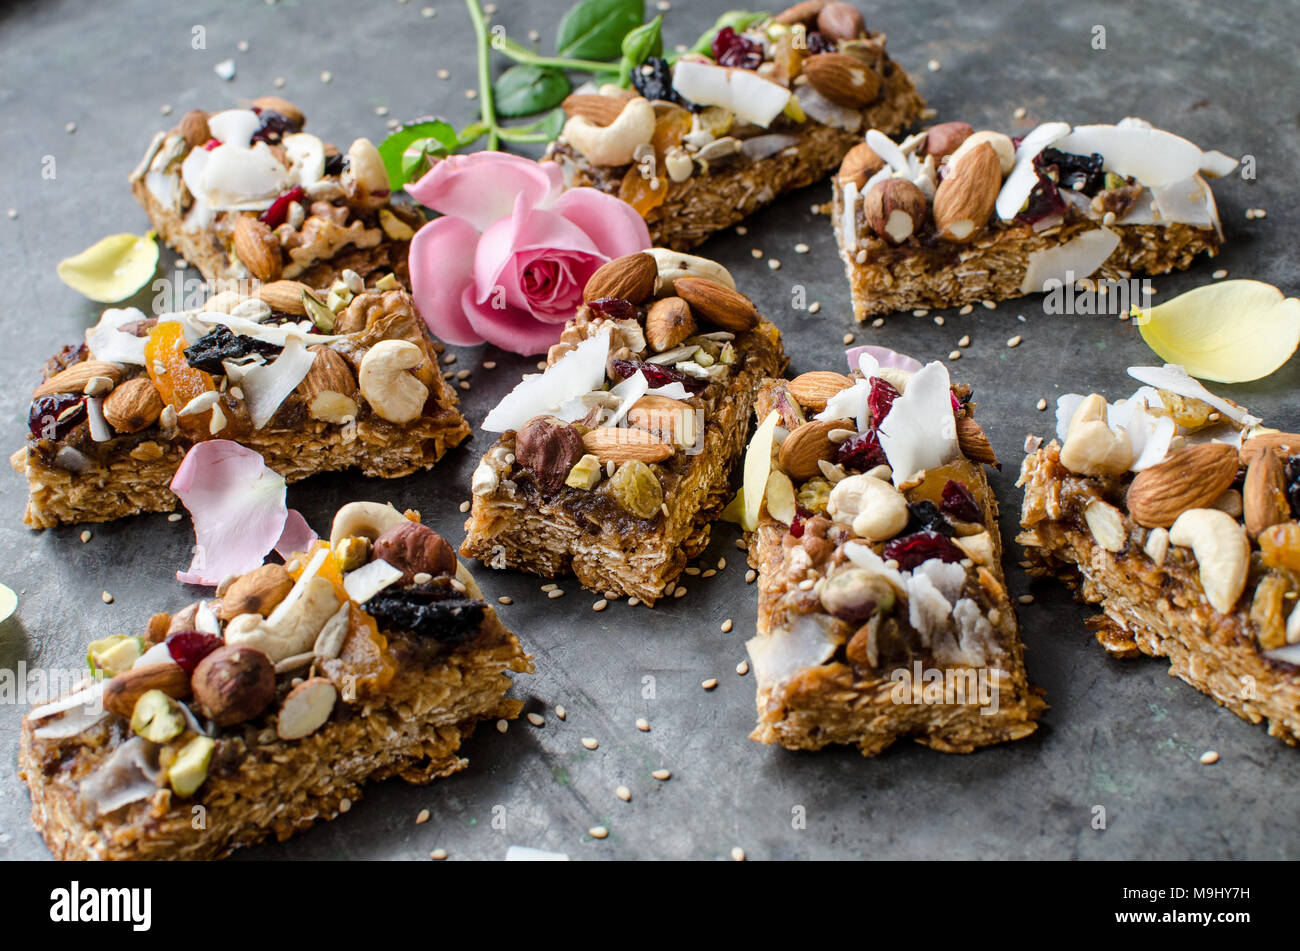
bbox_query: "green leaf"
[497,108,567,144]
[493,64,572,118]
[377,120,459,189]
[556,0,644,60]
[687,10,767,57]
[457,121,490,148]
[620,14,662,64]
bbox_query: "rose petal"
[474,195,604,308]
[275,509,318,559]
[552,187,652,259]
[462,284,567,357]
[171,440,289,586]
[846,345,923,375]
[406,152,563,231]
[409,215,483,346]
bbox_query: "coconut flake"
[1021,227,1120,294]
[195,601,222,636]
[1053,122,1207,188]
[646,381,691,400]
[188,142,290,211]
[866,129,907,174]
[1149,176,1215,228]
[843,541,907,594]
[86,397,113,442]
[1126,364,1261,427]
[996,121,1071,220]
[745,613,840,689]
[269,546,330,627]
[483,330,610,433]
[817,379,868,431]
[602,371,650,428]
[1199,150,1239,178]
[839,179,859,252]
[343,558,404,605]
[206,109,260,147]
[87,307,149,365]
[793,83,862,132]
[79,736,161,816]
[283,132,325,187]
[28,679,106,725]
[240,335,316,429]
[877,360,959,486]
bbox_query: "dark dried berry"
[165,630,223,675]
[940,479,984,523]
[28,393,85,441]
[867,377,900,426]
[835,428,887,471]
[1036,147,1105,197]
[1016,168,1067,225]
[323,151,346,177]
[363,589,487,645]
[905,500,955,537]
[1286,455,1300,518]
[588,297,638,321]
[712,26,763,69]
[806,31,837,54]
[184,325,283,374]
[249,109,302,146]
[631,57,686,107]
[610,359,708,394]
[881,531,965,572]
[259,185,306,228]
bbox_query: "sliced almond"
[780,418,851,481]
[34,360,125,399]
[1126,443,1239,528]
[276,677,337,741]
[582,427,674,464]
[1084,499,1127,553]
[787,371,853,412]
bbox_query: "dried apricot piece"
[619,165,667,216]
[319,605,397,700]
[144,322,214,436]
[1257,521,1300,573]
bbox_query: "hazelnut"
[372,520,456,583]
[862,178,927,245]
[218,563,294,621]
[924,121,973,161]
[515,415,586,496]
[816,1,866,40]
[191,644,277,727]
[838,142,886,190]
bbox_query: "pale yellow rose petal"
[1134,280,1300,383]
[57,232,160,303]
[0,583,16,623]
[739,411,779,532]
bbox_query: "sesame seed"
[459,500,470,513]
[498,596,513,605]
[496,719,508,733]
[435,68,450,80]
[768,258,781,271]
[736,225,748,235]
[80,530,92,543]
[1013,106,1027,119]
[459,381,470,391]
[101,591,114,604]
[736,660,750,676]
[1018,594,1034,604]
[160,104,173,115]
[273,76,286,88]
[702,678,718,690]
[1036,398,1047,411]
[745,569,756,583]
[674,587,687,599]
[798,578,816,590]
[959,304,974,315]
[465,89,477,99]
[413,572,432,585]
[541,583,556,592]
[582,737,599,750]
[1212,269,1227,279]
[168,513,183,522]
[871,317,885,328]
[808,301,821,314]
[589,826,609,839]
[933,315,945,326]
[982,299,997,310]
[421,5,436,16]
[731,847,746,861]
[339,798,352,813]
[957,335,971,348]
[636,717,650,732]
[651,769,671,781]
[948,350,962,360]
[457,369,471,380]
[416,809,430,824]
[685,566,700,576]
[547,589,565,599]
[1200,750,1219,765]
[616,785,632,802]
[701,569,716,578]
[593,599,608,611]
[65,121,77,133]
[627,596,639,606]
[482,360,497,369]
[795,243,810,254]
[320,70,333,83]
[721,618,733,633]
[912,309,928,317]
[1007,335,1022,348]
[430,848,448,860]
[927,58,941,71]
[527,713,545,727]
[751,248,763,259]
[6,208,16,219]
[843,333,855,345]
[375,105,389,116]
[604,590,619,599]
[555,705,566,720]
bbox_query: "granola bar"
[832,119,1237,320]
[460,249,786,604]
[18,504,531,861]
[546,4,925,250]
[130,95,423,289]
[13,281,470,528]
[1018,366,1300,744]
[741,347,1044,754]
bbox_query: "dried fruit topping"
[881,530,965,571]
[806,31,837,54]
[1035,147,1105,197]
[905,500,955,537]
[789,512,806,538]
[1286,456,1300,517]
[1015,168,1067,225]
[362,589,487,645]
[712,27,762,69]
[631,56,685,107]
[940,479,983,523]
[145,322,215,431]
[516,415,587,496]
[835,428,887,472]
[259,185,306,228]
[249,109,302,146]
[867,376,900,425]
[1258,521,1300,574]
[164,630,223,675]
[183,325,284,375]
[797,477,833,515]
[323,150,346,177]
[28,393,86,441]
[610,359,708,394]
[587,297,639,322]
[607,459,664,520]
[619,165,668,217]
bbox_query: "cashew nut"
[649,248,736,294]
[359,339,429,424]
[341,137,390,210]
[329,500,408,548]
[1059,394,1134,476]
[224,575,341,663]
[560,97,656,168]
[827,473,909,541]
[1168,508,1249,614]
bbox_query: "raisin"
[249,109,302,146]
[1016,168,1067,225]
[905,500,955,537]
[712,27,762,69]
[1286,455,1300,517]
[588,297,638,321]
[867,377,900,426]
[881,531,964,571]
[259,185,306,228]
[631,57,687,107]
[609,359,708,394]
[607,460,664,520]
[323,151,346,177]
[165,631,223,675]
[1036,147,1105,197]
[28,393,85,441]
[362,589,487,645]
[835,429,887,472]
[940,479,984,523]
[183,326,283,374]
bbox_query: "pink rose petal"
[275,509,318,559]
[553,187,653,259]
[170,440,289,586]
[462,284,567,356]
[846,345,924,375]
[406,152,563,231]
[409,215,483,346]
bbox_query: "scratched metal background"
[1,0,1296,861]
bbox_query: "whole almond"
[299,346,359,424]
[780,419,851,481]
[787,371,853,412]
[627,394,696,446]
[582,427,674,464]
[803,52,881,109]
[218,563,294,621]
[816,2,866,40]
[932,143,1001,243]
[34,360,125,399]
[863,178,927,244]
[103,663,192,719]
[102,377,164,433]
[774,0,826,25]
[1244,450,1290,539]
[251,96,305,128]
[645,297,696,352]
[584,252,657,304]
[956,416,999,466]
[256,279,313,316]
[178,109,211,149]
[1240,432,1300,465]
[233,216,283,282]
[562,93,631,128]
[1126,443,1240,528]
[672,276,759,332]
[838,141,886,190]
[924,121,973,160]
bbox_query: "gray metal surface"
[0,0,1296,861]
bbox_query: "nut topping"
[358,339,429,425]
[1059,394,1133,476]
[955,416,998,466]
[583,252,657,304]
[780,418,849,481]
[178,109,210,150]
[299,345,359,425]
[1125,443,1239,528]
[816,1,867,40]
[582,427,674,464]
[103,663,191,719]
[672,276,759,332]
[837,142,886,190]
[644,297,696,352]
[233,215,283,282]
[803,52,881,109]
[34,360,124,399]
[1243,450,1289,540]
[256,279,313,316]
[276,677,338,741]
[932,142,1002,243]
[218,563,294,621]
[562,93,631,128]
[516,416,587,495]
[102,377,164,433]
[923,121,973,160]
[787,371,853,412]
[862,178,927,245]
[191,644,277,726]
[372,520,457,583]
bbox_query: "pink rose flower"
[406,152,651,356]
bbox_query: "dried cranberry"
[249,109,302,146]
[940,479,983,523]
[806,31,837,54]
[712,27,762,69]
[1035,147,1105,197]
[202,138,221,151]
[609,359,708,394]
[789,512,806,538]
[950,391,963,413]
[1016,168,1066,225]
[905,500,955,537]
[882,531,964,571]
[867,377,900,426]
[259,185,306,228]
[835,428,887,471]
[588,297,638,321]
[631,56,686,107]
[27,393,85,442]
[184,325,283,374]
[165,630,223,674]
